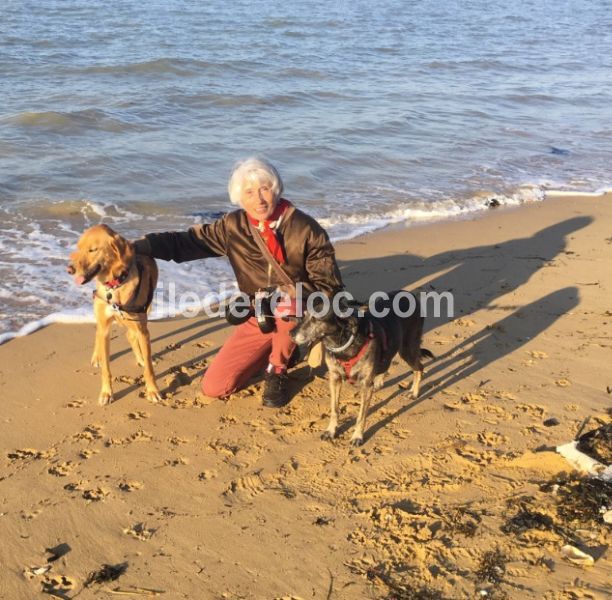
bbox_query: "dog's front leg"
[133,319,161,404]
[410,370,423,399]
[321,371,342,441]
[93,302,114,405]
[351,384,374,446]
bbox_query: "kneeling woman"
[134,157,343,407]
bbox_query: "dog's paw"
[98,392,114,406]
[146,389,162,404]
[90,355,101,368]
[350,435,364,447]
[320,430,336,442]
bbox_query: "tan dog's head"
[67,224,134,285]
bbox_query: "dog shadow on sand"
[361,287,580,442]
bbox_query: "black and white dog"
[291,291,433,446]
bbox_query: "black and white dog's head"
[290,298,360,346]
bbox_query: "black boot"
[262,371,290,408]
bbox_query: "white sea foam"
[320,185,545,241]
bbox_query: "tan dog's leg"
[92,301,115,405]
[351,383,374,446]
[128,318,161,403]
[126,328,145,367]
[410,370,423,399]
[321,370,342,441]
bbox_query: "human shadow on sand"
[340,216,591,333]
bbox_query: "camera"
[224,289,277,333]
[254,289,276,334]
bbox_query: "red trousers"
[201,314,297,398]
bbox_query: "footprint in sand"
[528,350,548,359]
[168,436,190,446]
[123,522,156,540]
[163,457,189,467]
[127,411,149,420]
[105,430,153,446]
[555,378,571,387]
[7,448,43,461]
[78,449,99,460]
[223,471,268,499]
[118,480,144,492]
[72,424,104,442]
[21,509,41,520]
[41,575,75,596]
[65,398,86,408]
[477,431,508,447]
[47,461,75,477]
[455,445,499,466]
[207,439,241,458]
[515,403,545,418]
[63,480,109,502]
[198,469,218,481]
[82,487,109,502]
[165,368,191,392]
[455,318,476,327]
[170,395,211,409]
[114,374,143,385]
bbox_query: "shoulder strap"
[247,217,294,287]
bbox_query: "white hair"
[227,157,284,206]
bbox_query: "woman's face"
[241,174,277,221]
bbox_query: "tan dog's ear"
[108,233,135,278]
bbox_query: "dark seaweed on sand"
[576,423,612,465]
[475,548,508,588]
[548,473,612,525]
[84,562,128,587]
[501,508,556,535]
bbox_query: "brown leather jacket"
[134,203,343,297]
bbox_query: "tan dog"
[67,224,161,405]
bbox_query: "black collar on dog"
[94,259,153,315]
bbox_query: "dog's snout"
[67,263,75,275]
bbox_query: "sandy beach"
[1,195,610,599]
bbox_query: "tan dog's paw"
[98,392,114,406]
[350,435,364,447]
[146,389,162,404]
[321,430,336,442]
[90,354,101,368]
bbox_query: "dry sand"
[1,195,610,599]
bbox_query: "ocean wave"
[81,58,202,77]
[2,109,144,134]
[319,185,546,241]
[20,199,149,223]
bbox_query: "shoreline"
[1,191,610,598]
[1,188,609,346]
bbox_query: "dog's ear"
[108,233,134,277]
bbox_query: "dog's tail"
[420,348,435,361]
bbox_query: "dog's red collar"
[338,325,375,384]
[104,269,129,289]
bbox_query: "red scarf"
[247,198,290,264]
